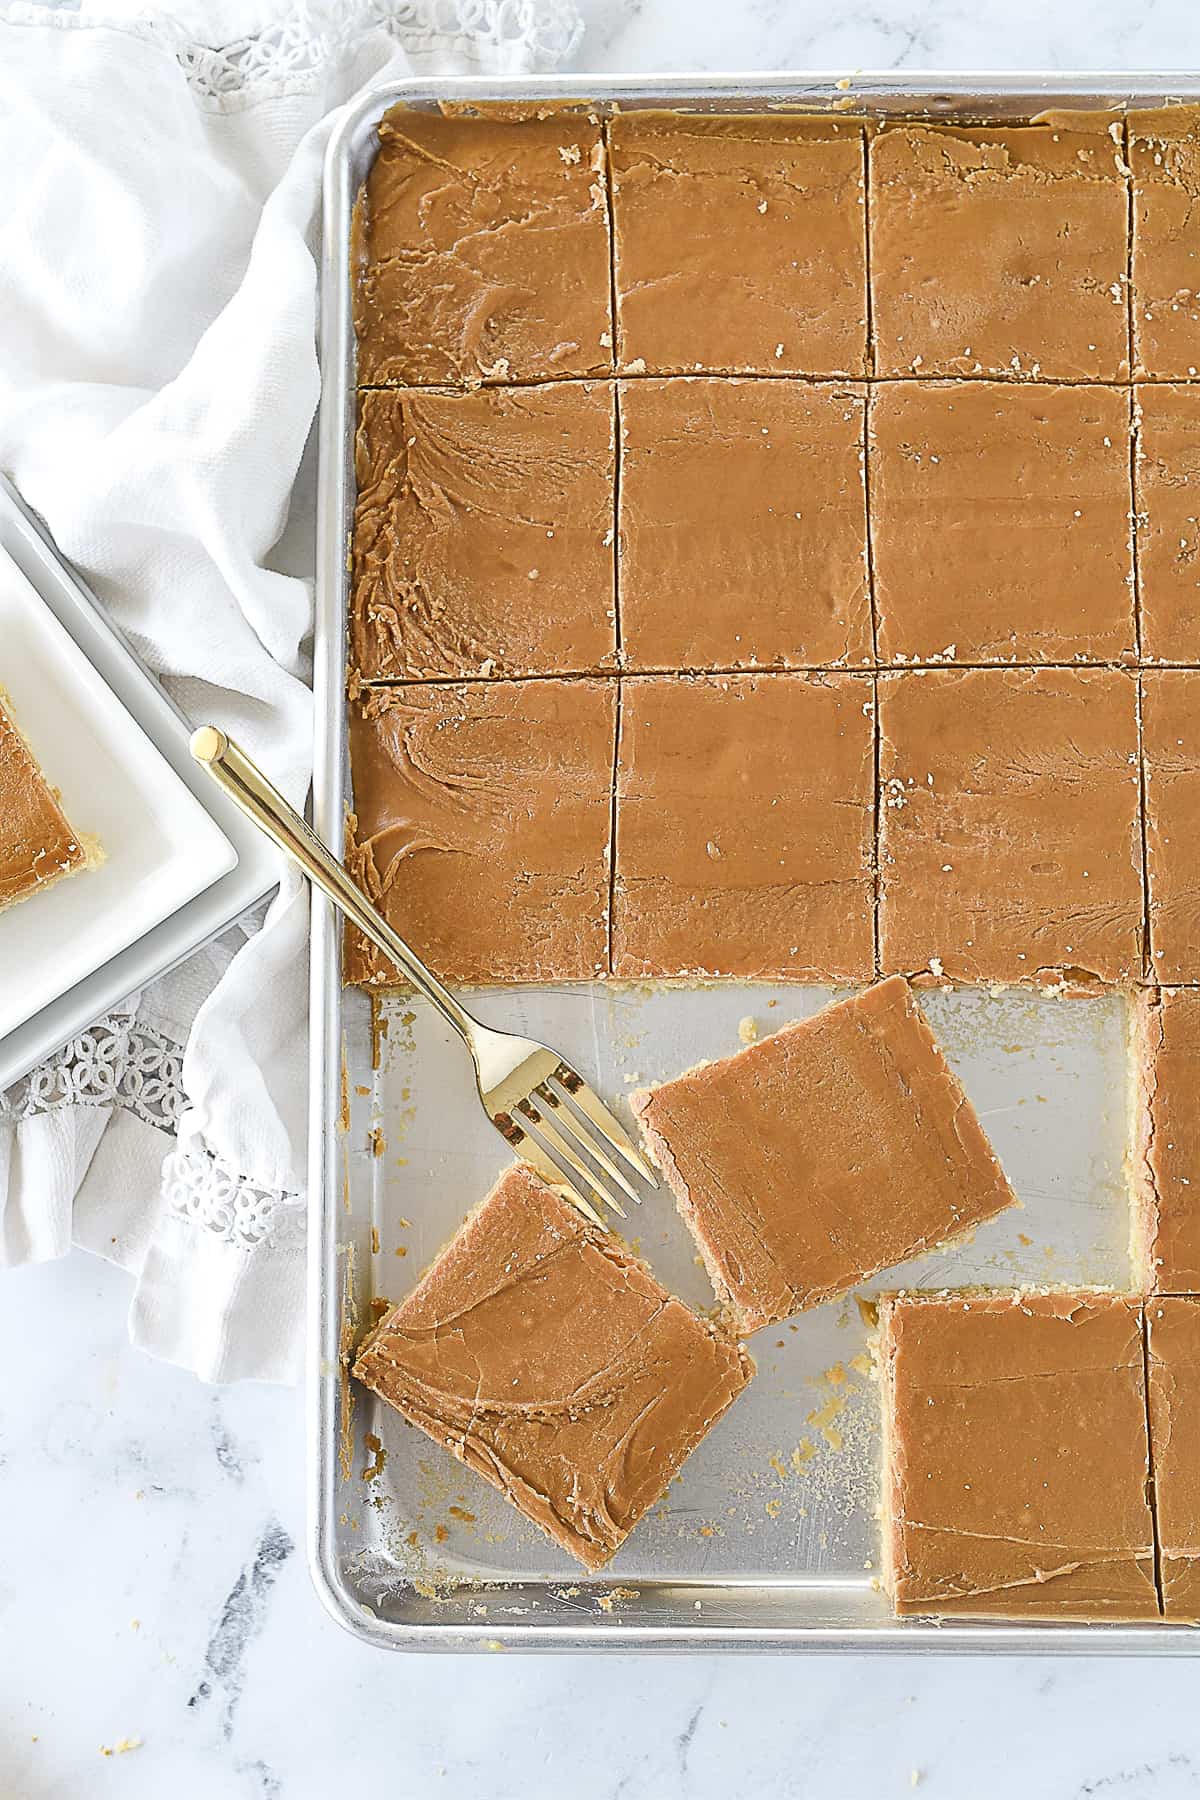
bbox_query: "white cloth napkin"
[0,0,581,1381]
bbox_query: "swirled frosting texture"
[354,108,612,387]
[345,678,615,986]
[352,383,616,680]
[353,1165,753,1570]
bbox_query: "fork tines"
[550,1062,657,1186]
[515,1092,628,1220]
[505,1062,656,1227]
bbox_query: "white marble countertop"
[7,1252,1200,1797]
[7,4,1200,1797]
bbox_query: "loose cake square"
[880,1290,1160,1620]
[345,678,615,986]
[878,669,1143,985]
[354,108,612,386]
[870,119,1131,381]
[631,976,1016,1333]
[612,672,874,982]
[351,383,617,680]
[352,1164,753,1571]
[609,112,868,377]
[1146,1296,1200,1621]
[870,382,1134,664]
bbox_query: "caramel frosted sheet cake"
[345,100,1200,1624]
[869,116,1130,381]
[608,112,868,377]
[878,668,1143,986]
[619,378,871,670]
[0,687,94,913]
[348,101,1200,991]
[869,381,1134,665]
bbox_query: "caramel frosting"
[1132,988,1200,1292]
[353,107,612,387]
[1129,108,1200,378]
[1147,1296,1200,1621]
[352,1165,753,1571]
[0,690,86,912]
[879,668,1143,985]
[1143,671,1200,983]
[632,976,1016,1334]
[619,378,871,670]
[870,381,1134,664]
[351,383,616,680]
[344,678,615,986]
[870,118,1130,380]
[1134,385,1200,662]
[609,112,868,377]
[880,1290,1160,1621]
[612,672,874,982]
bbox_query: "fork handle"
[190,726,475,1043]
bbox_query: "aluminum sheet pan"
[311,73,1200,1653]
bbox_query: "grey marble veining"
[8,2,1200,1794]
[572,0,1200,76]
[5,1257,1200,1799]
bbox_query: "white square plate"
[0,546,238,1039]
[0,476,284,1092]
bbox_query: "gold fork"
[190,726,654,1228]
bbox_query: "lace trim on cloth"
[0,1015,304,1250]
[1,0,583,102]
[0,1015,187,1133]
[163,1138,306,1250]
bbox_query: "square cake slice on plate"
[631,976,1016,1333]
[352,1165,753,1571]
[879,1290,1160,1621]
[0,686,96,912]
